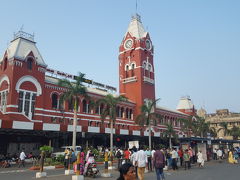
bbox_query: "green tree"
[163,123,177,149]
[209,127,218,139]
[230,125,240,140]
[39,145,52,172]
[179,116,197,137]
[217,122,230,137]
[195,116,210,137]
[58,73,87,151]
[97,94,127,164]
[135,98,162,150]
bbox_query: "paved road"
[0,160,239,180]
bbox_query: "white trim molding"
[15,75,42,96]
[0,75,10,90]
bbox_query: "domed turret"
[197,108,207,118]
[176,96,196,116]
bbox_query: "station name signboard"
[46,68,117,92]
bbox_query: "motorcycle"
[85,162,99,178]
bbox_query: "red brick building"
[0,14,194,154]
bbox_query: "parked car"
[52,146,82,157]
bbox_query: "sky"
[0,0,240,113]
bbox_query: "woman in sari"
[228,150,238,164]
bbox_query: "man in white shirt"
[171,148,178,170]
[18,150,26,168]
[217,149,223,160]
[135,146,148,180]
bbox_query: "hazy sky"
[0,0,239,113]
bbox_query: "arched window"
[129,109,133,120]
[82,99,87,113]
[126,108,129,119]
[148,65,151,77]
[116,106,120,117]
[100,103,104,114]
[95,105,99,114]
[0,90,8,112]
[18,90,36,119]
[120,107,124,118]
[68,98,73,111]
[125,65,129,78]
[27,58,33,70]
[131,64,135,76]
[51,94,58,109]
[59,95,64,111]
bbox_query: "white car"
[52,146,82,157]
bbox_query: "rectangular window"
[18,91,24,112]
[31,94,36,117]
[24,92,30,116]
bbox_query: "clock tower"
[119,14,155,116]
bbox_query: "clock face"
[124,39,133,49]
[145,39,152,50]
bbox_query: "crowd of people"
[1,145,240,180]
[0,150,36,168]
[116,145,240,180]
[115,145,207,180]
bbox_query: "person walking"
[178,148,183,167]
[130,146,138,179]
[213,148,217,160]
[18,150,26,168]
[104,149,109,173]
[124,148,131,164]
[171,148,178,170]
[217,149,223,161]
[188,147,193,166]
[145,147,152,171]
[153,145,165,180]
[135,146,147,180]
[116,149,122,170]
[197,150,204,167]
[166,149,172,169]
[183,149,190,170]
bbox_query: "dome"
[197,108,207,118]
[176,96,194,110]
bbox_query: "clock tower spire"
[119,14,155,116]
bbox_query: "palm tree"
[230,125,240,140]
[217,122,230,137]
[58,72,87,151]
[195,116,210,137]
[135,98,161,150]
[209,127,218,139]
[163,123,177,149]
[97,94,127,163]
[179,116,197,137]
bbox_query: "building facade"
[205,109,240,140]
[0,14,192,155]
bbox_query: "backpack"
[116,151,121,158]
